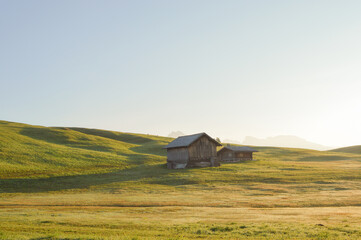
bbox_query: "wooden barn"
[217,145,258,162]
[164,133,222,169]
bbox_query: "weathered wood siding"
[218,149,254,162]
[165,134,221,169]
[188,136,217,161]
[218,149,235,162]
[236,152,252,159]
[186,136,219,167]
[167,147,189,163]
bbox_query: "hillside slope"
[0,120,171,178]
[1,120,361,193]
[331,145,361,154]
[2,121,361,239]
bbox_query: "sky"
[1,0,361,148]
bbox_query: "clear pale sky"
[1,0,360,147]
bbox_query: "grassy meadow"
[1,120,361,239]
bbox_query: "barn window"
[228,153,232,157]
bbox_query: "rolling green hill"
[1,120,361,190]
[0,120,171,179]
[331,145,361,154]
[1,120,361,239]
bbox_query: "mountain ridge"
[243,135,332,150]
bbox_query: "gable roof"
[164,132,222,149]
[220,146,258,152]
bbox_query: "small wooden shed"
[217,145,258,162]
[164,133,222,169]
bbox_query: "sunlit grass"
[0,120,170,179]
[1,206,361,239]
[1,120,361,239]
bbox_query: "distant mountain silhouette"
[223,139,241,144]
[168,131,185,138]
[243,135,332,150]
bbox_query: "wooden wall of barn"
[188,136,217,162]
[235,152,252,159]
[167,147,189,163]
[218,149,254,162]
[218,149,235,161]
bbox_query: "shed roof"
[221,146,258,152]
[163,132,222,149]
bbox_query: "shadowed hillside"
[0,120,171,179]
[331,145,361,154]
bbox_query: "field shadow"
[19,127,166,163]
[0,164,178,193]
[70,128,154,144]
[71,128,168,157]
[20,127,115,152]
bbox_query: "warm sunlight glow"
[1,1,360,148]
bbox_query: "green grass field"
[1,120,361,239]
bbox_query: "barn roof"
[163,132,222,149]
[221,146,258,152]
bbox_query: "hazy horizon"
[1,0,360,148]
